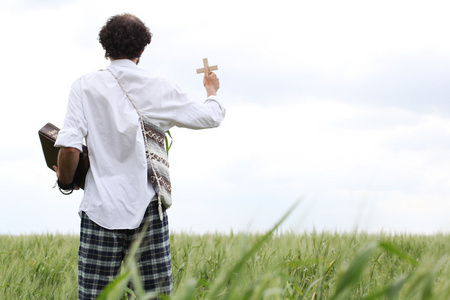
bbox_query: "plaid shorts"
[78,201,173,300]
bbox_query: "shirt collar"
[109,59,138,68]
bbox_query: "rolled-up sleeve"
[204,95,226,127]
[54,79,88,152]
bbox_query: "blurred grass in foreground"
[1,207,449,299]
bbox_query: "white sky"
[1,0,450,235]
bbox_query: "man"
[53,13,225,299]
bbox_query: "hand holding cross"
[197,58,220,97]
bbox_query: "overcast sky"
[1,0,450,235]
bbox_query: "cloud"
[350,54,450,113]
[222,52,450,116]
[5,0,77,12]
[382,115,450,153]
[162,99,450,233]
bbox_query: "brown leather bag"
[38,123,90,190]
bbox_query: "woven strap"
[103,68,167,221]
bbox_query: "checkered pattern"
[78,201,173,299]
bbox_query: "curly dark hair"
[98,13,152,60]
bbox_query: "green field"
[1,228,449,299]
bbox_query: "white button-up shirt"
[55,59,226,229]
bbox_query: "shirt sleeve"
[162,79,226,130]
[54,78,88,152]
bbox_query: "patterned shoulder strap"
[102,68,167,221]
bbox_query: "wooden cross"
[196,58,218,74]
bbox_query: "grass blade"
[205,200,301,300]
[96,271,131,300]
[379,241,418,266]
[331,242,378,299]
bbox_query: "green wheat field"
[1,208,449,299]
